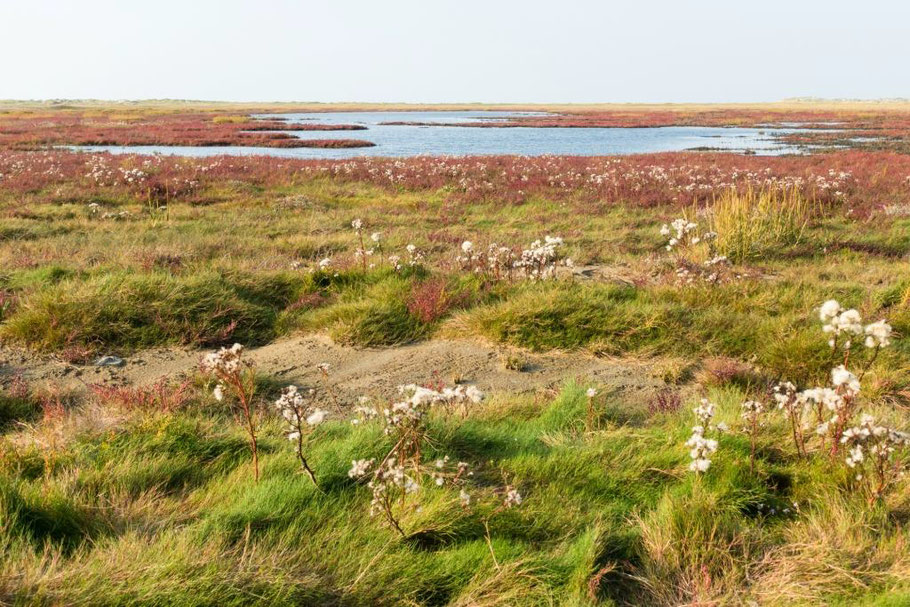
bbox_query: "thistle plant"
[348,452,472,536]
[274,385,328,487]
[773,381,807,457]
[456,236,567,281]
[457,240,480,272]
[486,243,516,281]
[480,484,524,568]
[202,344,260,481]
[660,217,701,252]
[405,243,424,268]
[811,301,892,456]
[772,301,894,460]
[819,300,891,378]
[370,231,383,261]
[378,384,483,469]
[514,236,568,280]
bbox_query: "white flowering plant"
[764,299,908,502]
[514,236,571,281]
[348,455,473,536]
[839,413,910,503]
[346,383,484,536]
[685,399,720,475]
[659,216,727,285]
[456,236,570,281]
[201,343,261,481]
[274,385,329,487]
[740,399,766,473]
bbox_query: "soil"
[0,335,665,407]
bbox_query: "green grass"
[2,382,908,605]
[0,270,306,354]
[1,175,909,376]
[2,151,910,605]
[452,278,909,387]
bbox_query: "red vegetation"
[244,122,367,131]
[0,112,373,149]
[406,279,475,324]
[2,147,910,217]
[89,379,193,412]
[289,139,375,149]
[648,389,682,416]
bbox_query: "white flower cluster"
[346,384,486,533]
[774,300,896,462]
[842,414,910,471]
[430,456,472,488]
[202,344,245,400]
[660,220,725,284]
[819,300,892,350]
[504,487,523,507]
[364,457,420,517]
[514,236,569,280]
[790,365,862,442]
[274,385,329,441]
[864,319,893,349]
[382,383,484,430]
[457,237,569,281]
[819,300,863,347]
[661,218,699,251]
[456,240,480,269]
[348,458,373,478]
[405,243,424,267]
[686,399,719,473]
[741,400,765,424]
[201,343,244,374]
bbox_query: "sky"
[1,0,908,103]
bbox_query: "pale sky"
[2,0,908,103]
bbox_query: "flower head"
[864,320,892,349]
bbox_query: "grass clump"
[0,270,306,354]
[298,271,489,347]
[708,187,817,262]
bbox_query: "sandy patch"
[1,335,665,407]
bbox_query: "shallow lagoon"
[74,111,809,158]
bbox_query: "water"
[72,111,810,158]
